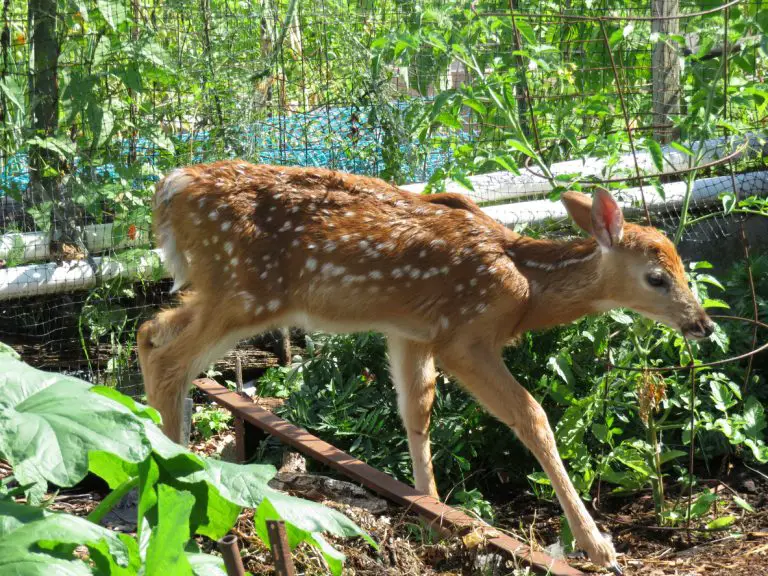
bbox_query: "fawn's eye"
[645,271,667,289]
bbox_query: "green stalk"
[86,476,138,525]
[646,410,666,522]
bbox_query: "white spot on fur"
[231,257,239,266]
[470,278,478,287]
[306,258,318,271]
[208,210,218,221]
[419,250,427,258]
[267,299,281,312]
[221,221,231,231]
[392,268,403,278]
[440,316,450,330]
[455,284,464,292]
[369,270,383,280]
[202,239,210,247]
[295,225,305,232]
[211,235,218,244]
[224,242,234,255]
[324,241,337,253]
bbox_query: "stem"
[647,409,666,522]
[674,173,696,245]
[86,476,138,525]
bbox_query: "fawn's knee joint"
[137,319,157,349]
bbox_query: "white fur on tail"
[155,169,193,293]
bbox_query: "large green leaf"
[0,500,140,575]
[0,356,151,503]
[145,485,195,576]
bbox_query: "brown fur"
[138,161,713,570]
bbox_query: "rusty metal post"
[267,520,296,576]
[217,533,246,576]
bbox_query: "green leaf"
[559,515,575,553]
[646,139,664,172]
[734,496,755,513]
[145,485,195,576]
[659,449,687,464]
[0,77,24,112]
[0,355,151,503]
[435,110,462,130]
[92,386,162,424]
[608,28,624,48]
[0,341,19,359]
[702,298,730,310]
[97,0,129,29]
[710,380,736,412]
[514,19,536,45]
[690,492,717,519]
[187,552,228,576]
[506,138,537,159]
[706,515,736,530]
[547,353,574,387]
[452,171,474,191]
[462,96,487,116]
[670,141,694,157]
[429,90,455,122]
[490,154,518,173]
[146,127,176,154]
[0,499,140,575]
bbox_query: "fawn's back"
[154,160,528,344]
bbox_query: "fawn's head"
[561,188,714,340]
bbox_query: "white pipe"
[483,170,768,227]
[0,223,150,265]
[0,249,166,301]
[401,133,765,203]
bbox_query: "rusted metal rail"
[194,378,585,576]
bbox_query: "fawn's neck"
[507,235,608,334]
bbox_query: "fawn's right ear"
[561,188,625,249]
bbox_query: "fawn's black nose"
[683,316,715,340]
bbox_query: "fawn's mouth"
[682,317,716,340]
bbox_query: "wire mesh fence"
[0,0,765,392]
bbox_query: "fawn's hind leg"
[387,336,438,497]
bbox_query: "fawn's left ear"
[562,188,625,248]
[590,187,624,248]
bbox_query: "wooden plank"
[194,378,584,576]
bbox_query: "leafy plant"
[192,405,233,440]
[0,344,375,575]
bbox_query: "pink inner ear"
[599,192,624,241]
[591,189,624,247]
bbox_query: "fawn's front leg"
[439,343,620,573]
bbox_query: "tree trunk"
[27,0,60,206]
[652,0,681,144]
